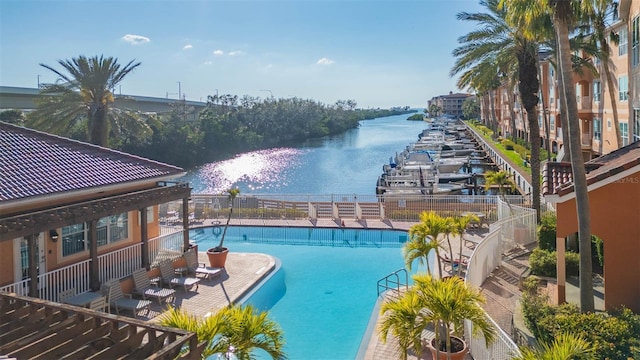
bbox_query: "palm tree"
[404,211,451,276]
[27,55,142,147]
[378,289,428,360]
[589,2,623,149]
[484,170,516,198]
[512,332,596,360]
[450,214,479,277]
[452,0,542,222]
[215,188,241,252]
[159,305,286,360]
[500,0,596,313]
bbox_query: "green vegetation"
[11,54,415,169]
[159,305,286,360]
[520,282,640,360]
[529,248,579,277]
[406,113,424,121]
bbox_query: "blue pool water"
[190,226,421,360]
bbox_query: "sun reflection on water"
[197,148,305,194]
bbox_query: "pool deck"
[146,219,498,359]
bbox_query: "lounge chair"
[132,268,176,306]
[57,287,75,303]
[439,253,468,273]
[104,280,151,318]
[159,260,201,292]
[89,296,107,312]
[183,248,223,281]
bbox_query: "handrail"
[377,268,409,297]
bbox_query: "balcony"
[577,95,592,111]
[581,133,593,148]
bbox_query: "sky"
[0,0,484,109]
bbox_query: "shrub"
[537,211,557,251]
[521,284,640,359]
[537,307,640,360]
[502,139,515,150]
[529,248,557,276]
[529,248,579,277]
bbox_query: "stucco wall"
[556,171,640,312]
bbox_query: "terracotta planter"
[206,247,229,268]
[427,336,468,360]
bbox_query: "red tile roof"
[543,141,640,197]
[0,122,185,202]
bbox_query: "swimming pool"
[190,226,421,360]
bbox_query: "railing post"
[89,220,100,290]
[27,233,38,297]
[182,197,190,252]
[140,208,150,270]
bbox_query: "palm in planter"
[207,188,240,268]
[415,275,496,360]
[159,304,286,360]
[379,275,496,360]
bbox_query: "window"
[619,27,628,56]
[619,76,629,101]
[97,213,129,247]
[593,118,602,141]
[593,81,601,102]
[62,223,88,256]
[550,115,555,130]
[62,213,129,256]
[538,114,542,129]
[620,122,629,146]
[633,16,640,67]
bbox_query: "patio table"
[64,291,104,308]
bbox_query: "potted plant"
[379,275,496,360]
[207,188,240,268]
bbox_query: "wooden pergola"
[0,292,204,359]
[0,182,192,297]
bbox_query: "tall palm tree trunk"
[600,39,623,148]
[517,41,541,222]
[91,106,109,146]
[555,16,595,313]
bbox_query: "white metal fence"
[463,198,536,359]
[163,193,528,223]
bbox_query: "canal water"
[182,113,435,195]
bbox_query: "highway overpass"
[0,86,208,115]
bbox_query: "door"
[13,233,46,292]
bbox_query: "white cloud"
[316,57,335,65]
[122,34,150,45]
[213,49,224,56]
[228,50,244,56]
[183,44,193,50]
[203,61,213,65]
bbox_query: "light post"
[260,89,273,98]
[177,81,182,100]
[37,75,41,88]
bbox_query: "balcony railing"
[582,133,592,147]
[577,95,592,110]
[0,231,185,302]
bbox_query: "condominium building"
[482,0,640,161]
[427,91,473,119]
